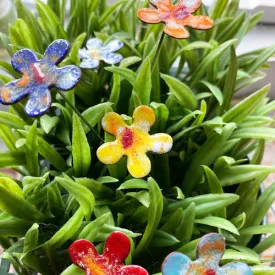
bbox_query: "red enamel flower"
[69,232,149,275]
[138,0,213,39]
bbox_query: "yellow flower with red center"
[97,106,173,178]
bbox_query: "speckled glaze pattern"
[162,233,253,275]
[69,232,149,275]
[0,39,81,117]
[96,106,173,178]
[137,0,214,39]
[79,38,124,69]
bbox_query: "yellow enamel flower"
[97,106,173,178]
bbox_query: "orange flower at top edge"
[137,0,214,39]
[97,106,173,178]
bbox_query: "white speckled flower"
[97,106,173,178]
[79,38,124,69]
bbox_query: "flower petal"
[132,106,156,132]
[178,0,201,13]
[97,142,123,165]
[162,252,192,275]
[197,233,225,265]
[69,239,98,268]
[102,112,126,136]
[43,39,70,65]
[181,15,214,30]
[86,38,103,50]
[11,49,38,74]
[101,40,124,53]
[150,0,171,7]
[149,133,173,154]
[80,58,100,69]
[79,48,90,59]
[0,80,29,105]
[164,21,190,39]
[54,65,81,90]
[137,8,161,24]
[103,232,131,263]
[221,262,253,275]
[100,52,123,65]
[120,265,149,275]
[24,87,52,117]
[127,152,151,178]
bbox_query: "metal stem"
[57,90,104,142]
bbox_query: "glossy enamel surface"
[97,106,173,178]
[0,39,81,117]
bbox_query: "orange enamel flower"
[137,0,214,39]
[97,106,173,178]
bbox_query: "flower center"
[31,63,46,84]
[121,128,134,149]
[172,6,190,20]
[91,51,100,60]
[205,269,216,275]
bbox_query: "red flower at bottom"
[69,232,148,275]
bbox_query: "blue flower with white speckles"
[0,39,81,117]
[79,38,124,69]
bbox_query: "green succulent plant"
[0,0,275,274]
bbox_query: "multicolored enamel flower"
[138,0,214,39]
[69,232,149,275]
[79,38,124,69]
[0,40,81,117]
[96,106,173,178]
[162,233,253,275]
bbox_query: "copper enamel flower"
[69,232,148,275]
[138,0,213,39]
[162,233,253,275]
[0,40,81,117]
[97,106,173,178]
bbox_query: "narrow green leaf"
[99,0,127,26]
[55,177,95,220]
[26,121,39,177]
[0,151,26,168]
[134,57,152,105]
[218,46,237,114]
[240,225,275,236]
[40,115,59,134]
[161,74,197,110]
[182,123,236,194]
[105,67,136,86]
[231,127,275,140]
[82,102,112,133]
[0,178,44,221]
[45,208,84,248]
[189,39,237,87]
[216,165,275,186]
[18,130,67,171]
[200,81,223,105]
[222,85,270,123]
[0,219,32,237]
[0,111,25,129]
[23,223,39,253]
[196,216,239,235]
[151,230,180,247]
[72,113,91,176]
[134,177,163,257]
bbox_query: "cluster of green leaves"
[0,0,275,274]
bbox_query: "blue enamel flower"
[162,233,253,275]
[79,38,124,69]
[0,39,81,117]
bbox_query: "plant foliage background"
[0,0,275,274]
